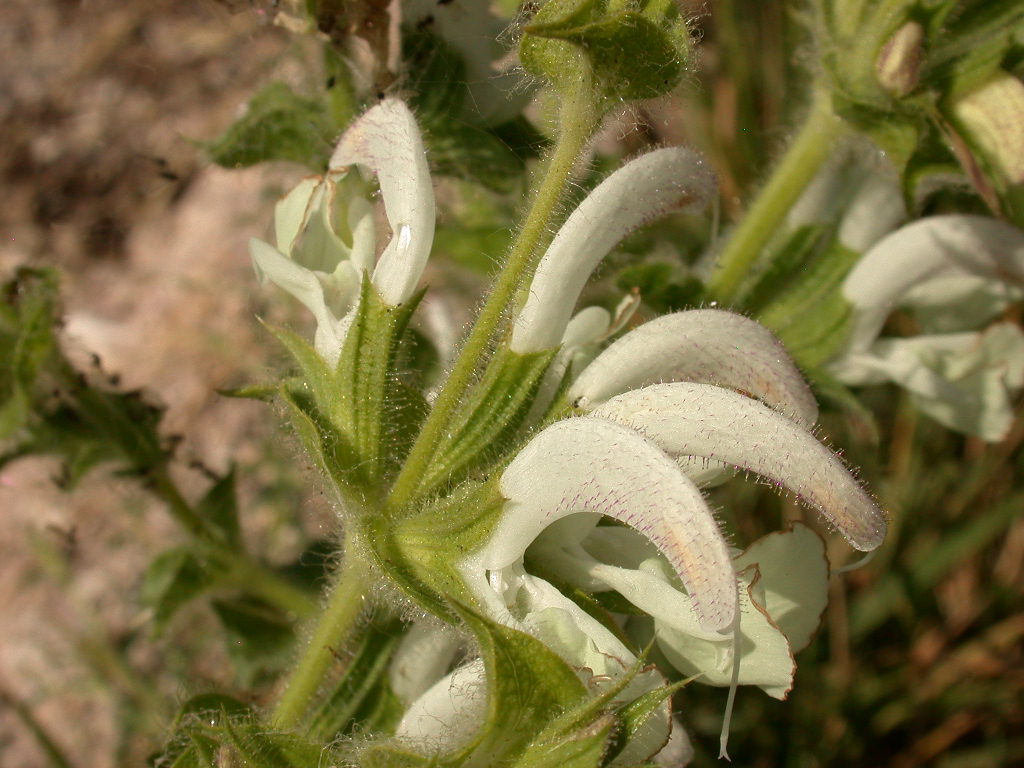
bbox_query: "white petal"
[389,620,463,707]
[510,571,672,765]
[733,523,828,653]
[395,659,486,749]
[485,417,738,632]
[273,176,321,254]
[837,172,906,253]
[590,383,887,551]
[842,215,1024,350]
[250,239,338,334]
[511,148,715,353]
[330,99,435,306]
[570,309,819,428]
[834,325,1024,441]
[656,567,796,699]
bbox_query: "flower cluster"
[250,98,899,763]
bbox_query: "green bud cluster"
[812,0,1024,220]
[519,0,693,104]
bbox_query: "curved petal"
[733,523,828,653]
[842,215,1024,350]
[481,417,738,632]
[329,99,435,306]
[510,147,716,353]
[656,566,796,699]
[833,325,1024,441]
[570,310,819,428]
[273,176,321,254]
[394,659,487,749]
[590,383,887,551]
[508,570,673,765]
[250,238,348,358]
[389,620,463,707]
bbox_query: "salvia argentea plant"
[5,0,1024,765]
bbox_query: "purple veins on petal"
[569,309,819,428]
[491,417,738,632]
[590,383,887,551]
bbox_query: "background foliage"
[0,1,1020,766]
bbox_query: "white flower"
[382,136,888,760]
[249,99,435,363]
[510,146,716,354]
[454,360,884,758]
[531,520,828,698]
[833,214,1024,441]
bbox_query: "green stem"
[150,467,317,618]
[706,90,847,303]
[272,537,367,729]
[1,688,76,768]
[220,553,318,618]
[387,87,599,511]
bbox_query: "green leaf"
[400,25,537,192]
[732,224,833,314]
[426,121,534,193]
[1,383,169,488]
[264,322,337,419]
[205,82,337,172]
[419,346,557,495]
[0,267,60,439]
[212,597,297,686]
[332,277,424,488]
[174,694,252,725]
[403,26,467,122]
[510,714,614,768]
[308,618,404,741]
[196,469,241,547]
[387,479,506,616]
[926,0,1024,96]
[756,240,861,369]
[604,681,685,764]
[222,718,325,768]
[160,695,252,768]
[140,548,215,633]
[448,608,590,764]
[521,0,691,102]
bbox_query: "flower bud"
[519,0,692,103]
[951,71,1024,186]
[875,21,923,98]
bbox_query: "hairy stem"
[706,90,846,302]
[387,86,600,511]
[150,467,317,618]
[272,537,367,729]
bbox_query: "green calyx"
[520,0,692,104]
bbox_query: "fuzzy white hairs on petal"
[489,417,738,632]
[590,383,887,551]
[570,309,819,428]
[511,147,716,353]
[330,98,436,307]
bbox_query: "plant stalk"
[150,467,317,618]
[706,90,846,302]
[386,86,600,512]
[271,536,367,729]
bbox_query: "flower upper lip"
[249,98,436,363]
